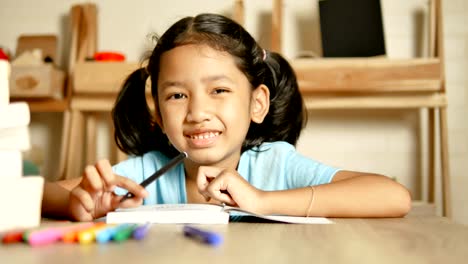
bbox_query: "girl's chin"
[185,150,233,166]
[186,152,221,165]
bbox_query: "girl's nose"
[186,95,212,123]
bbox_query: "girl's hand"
[69,160,148,221]
[196,166,265,213]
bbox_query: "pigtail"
[264,52,306,145]
[245,51,306,148]
[112,68,170,156]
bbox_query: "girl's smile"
[184,130,222,148]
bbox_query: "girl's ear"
[250,84,270,124]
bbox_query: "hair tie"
[262,49,267,61]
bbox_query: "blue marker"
[183,226,223,246]
[96,224,129,244]
[132,223,151,240]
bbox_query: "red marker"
[2,230,25,244]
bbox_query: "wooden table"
[1,214,467,264]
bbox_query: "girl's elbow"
[393,187,412,217]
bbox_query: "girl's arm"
[41,178,81,219]
[260,171,412,217]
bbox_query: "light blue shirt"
[113,141,340,205]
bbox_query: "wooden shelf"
[291,58,442,93]
[73,61,140,94]
[303,93,447,109]
[10,97,69,112]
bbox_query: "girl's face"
[156,44,269,169]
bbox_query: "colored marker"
[113,224,137,243]
[29,223,98,246]
[21,220,71,243]
[2,230,25,244]
[28,228,63,246]
[132,223,151,240]
[95,224,128,244]
[77,223,108,244]
[61,222,97,243]
[23,227,47,242]
[183,226,223,246]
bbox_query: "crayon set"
[1,222,151,246]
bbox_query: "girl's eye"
[212,88,229,94]
[168,93,187,100]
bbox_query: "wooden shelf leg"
[86,113,97,165]
[65,110,85,179]
[439,107,452,218]
[57,110,71,180]
[427,108,436,204]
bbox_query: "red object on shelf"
[0,48,9,60]
[93,52,125,61]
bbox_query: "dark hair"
[113,13,306,157]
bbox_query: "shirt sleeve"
[285,149,341,189]
[240,142,342,191]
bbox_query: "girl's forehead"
[161,44,232,63]
[158,44,244,82]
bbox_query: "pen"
[120,151,187,203]
[132,223,151,240]
[183,225,223,246]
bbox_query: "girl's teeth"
[191,132,219,139]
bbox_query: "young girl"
[42,13,411,221]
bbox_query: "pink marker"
[28,228,62,246]
[28,223,95,246]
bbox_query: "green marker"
[22,230,31,242]
[113,224,137,243]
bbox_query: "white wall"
[1,0,466,224]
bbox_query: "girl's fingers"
[205,174,236,205]
[117,195,144,208]
[196,166,223,191]
[70,187,95,213]
[81,165,103,192]
[95,159,117,191]
[81,160,118,194]
[69,203,94,222]
[114,175,149,198]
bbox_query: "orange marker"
[61,223,96,243]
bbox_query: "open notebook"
[105,204,332,224]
